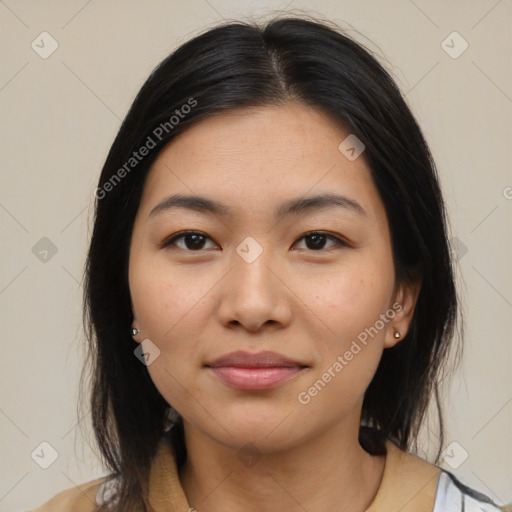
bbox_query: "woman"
[26,15,510,512]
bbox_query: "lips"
[205,350,308,391]
[206,350,305,369]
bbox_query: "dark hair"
[81,13,461,511]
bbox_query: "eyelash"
[160,230,348,252]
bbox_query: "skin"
[128,102,420,511]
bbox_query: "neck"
[178,420,385,512]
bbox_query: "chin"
[224,429,303,455]
[188,410,311,455]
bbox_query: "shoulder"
[433,469,511,512]
[373,441,511,512]
[23,475,115,512]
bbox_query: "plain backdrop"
[0,1,511,510]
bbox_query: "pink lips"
[205,350,307,391]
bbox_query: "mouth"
[205,350,309,391]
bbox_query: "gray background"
[0,0,511,510]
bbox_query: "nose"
[216,246,292,333]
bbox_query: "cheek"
[130,256,210,340]
[316,260,393,338]
[303,253,394,386]
[129,257,217,409]
[296,274,391,418]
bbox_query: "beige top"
[27,438,442,511]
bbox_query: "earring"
[394,330,401,339]
[131,327,140,336]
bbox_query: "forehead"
[138,102,385,223]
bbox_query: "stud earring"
[131,327,140,336]
[394,330,401,339]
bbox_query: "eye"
[161,230,347,252]
[292,231,346,251]
[161,231,219,251]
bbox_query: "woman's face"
[128,102,417,453]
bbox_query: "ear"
[384,274,421,349]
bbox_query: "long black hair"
[81,13,461,511]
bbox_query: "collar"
[147,436,441,511]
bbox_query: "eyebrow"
[148,192,366,220]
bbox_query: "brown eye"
[161,231,218,251]
[161,230,346,252]
[293,232,345,251]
